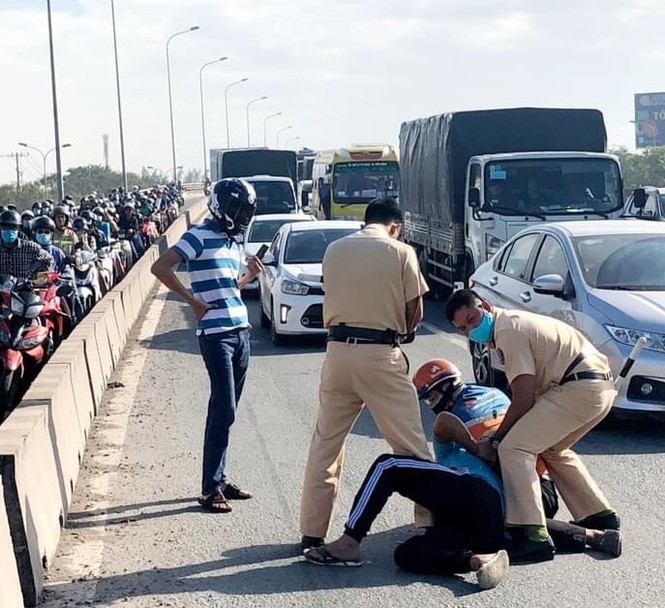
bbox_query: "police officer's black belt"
[560,353,612,385]
[327,325,398,345]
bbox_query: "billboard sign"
[634,92,665,148]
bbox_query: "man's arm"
[405,296,423,334]
[495,374,537,439]
[237,256,264,289]
[31,245,54,277]
[151,248,214,320]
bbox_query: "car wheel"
[270,302,285,346]
[258,289,270,329]
[470,340,494,386]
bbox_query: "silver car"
[469,219,665,418]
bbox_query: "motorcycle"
[73,250,102,317]
[0,277,56,419]
[139,217,159,249]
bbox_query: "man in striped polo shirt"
[152,178,261,513]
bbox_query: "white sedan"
[469,219,665,419]
[258,220,363,345]
[241,213,315,290]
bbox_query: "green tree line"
[0,165,202,210]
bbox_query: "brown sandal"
[198,492,232,513]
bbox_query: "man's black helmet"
[21,210,35,220]
[72,217,88,232]
[209,178,257,235]
[0,210,21,227]
[33,216,56,232]
[80,209,94,221]
[52,205,70,219]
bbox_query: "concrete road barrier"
[0,406,63,606]
[0,197,208,606]
[0,475,23,608]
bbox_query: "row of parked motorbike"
[0,184,186,421]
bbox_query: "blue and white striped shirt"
[172,218,249,335]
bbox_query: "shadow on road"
[352,403,437,443]
[44,526,481,604]
[576,418,665,455]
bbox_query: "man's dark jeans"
[198,327,250,496]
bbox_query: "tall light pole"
[46,0,65,203]
[285,136,301,149]
[166,26,199,180]
[245,96,268,147]
[224,78,248,149]
[263,112,282,147]
[110,0,128,192]
[276,125,293,149]
[19,142,71,197]
[199,57,228,179]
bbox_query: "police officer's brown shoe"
[508,538,555,564]
[573,511,620,531]
[301,535,324,552]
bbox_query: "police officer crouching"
[299,197,432,551]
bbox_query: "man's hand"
[190,299,216,321]
[477,437,497,464]
[245,256,264,277]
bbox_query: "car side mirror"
[632,188,647,209]
[533,274,565,296]
[262,252,277,267]
[468,187,481,208]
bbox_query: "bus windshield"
[333,161,400,204]
[483,158,623,217]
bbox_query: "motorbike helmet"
[33,216,56,232]
[80,209,94,222]
[21,210,34,220]
[209,178,257,236]
[412,358,464,415]
[72,217,88,234]
[0,210,21,228]
[52,205,70,220]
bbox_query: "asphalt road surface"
[41,273,665,608]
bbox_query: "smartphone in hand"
[255,244,269,260]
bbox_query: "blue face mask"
[468,310,495,344]
[36,233,52,246]
[0,229,18,245]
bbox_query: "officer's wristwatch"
[490,434,503,451]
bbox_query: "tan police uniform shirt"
[322,225,428,334]
[492,308,610,396]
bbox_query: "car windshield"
[572,233,665,290]
[483,158,623,216]
[247,219,308,243]
[250,181,296,214]
[284,228,358,264]
[333,161,400,203]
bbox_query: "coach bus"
[309,144,399,220]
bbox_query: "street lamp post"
[110,0,128,192]
[276,125,293,149]
[46,0,65,203]
[245,96,268,147]
[263,112,282,147]
[199,57,228,179]
[166,26,199,180]
[18,142,71,197]
[224,78,248,149]
[285,136,301,149]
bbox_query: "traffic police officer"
[445,289,620,563]
[299,197,432,550]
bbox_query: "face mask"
[468,310,495,344]
[0,229,18,245]
[36,233,52,245]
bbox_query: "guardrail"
[0,196,209,607]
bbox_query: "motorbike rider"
[32,216,80,321]
[118,200,144,259]
[79,210,109,249]
[20,210,35,240]
[0,210,53,279]
[52,205,78,255]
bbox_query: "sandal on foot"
[304,545,362,567]
[198,492,232,513]
[221,482,252,500]
[476,550,509,590]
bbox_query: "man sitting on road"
[304,359,621,584]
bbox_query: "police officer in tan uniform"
[445,289,620,564]
[299,197,432,551]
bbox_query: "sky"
[1,0,664,189]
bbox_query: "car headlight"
[281,278,310,296]
[485,234,505,260]
[605,325,665,353]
